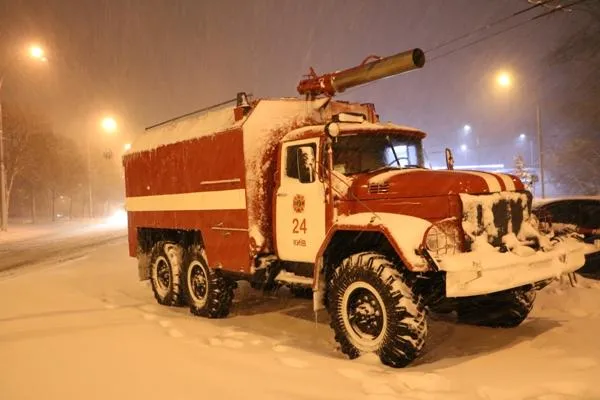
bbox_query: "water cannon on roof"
[297,48,425,99]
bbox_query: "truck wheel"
[328,252,427,368]
[184,247,235,318]
[457,286,536,328]
[149,241,184,306]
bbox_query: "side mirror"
[297,146,316,184]
[445,148,454,170]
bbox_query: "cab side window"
[285,143,317,182]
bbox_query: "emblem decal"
[293,194,305,213]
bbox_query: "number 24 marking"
[292,218,307,234]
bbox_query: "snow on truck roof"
[124,97,425,155]
[126,105,244,154]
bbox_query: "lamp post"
[494,70,546,198]
[88,116,118,218]
[0,44,47,231]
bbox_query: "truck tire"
[183,247,235,318]
[327,252,427,368]
[456,286,536,328]
[149,241,184,306]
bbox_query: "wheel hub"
[191,265,208,300]
[156,259,171,290]
[347,288,384,339]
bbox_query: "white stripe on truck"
[460,171,502,192]
[125,189,247,212]
[497,174,516,191]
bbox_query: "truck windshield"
[331,133,424,175]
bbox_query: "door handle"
[277,193,288,197]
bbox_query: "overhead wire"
[335,0,590,100]
[427,0,592,63]
[425,0,557,53]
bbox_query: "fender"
[312,212,433,311]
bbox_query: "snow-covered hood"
[350,169,524,199]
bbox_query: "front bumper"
[438,237,586,297]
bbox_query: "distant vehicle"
[533,197,600,279]
[122,47,586,368]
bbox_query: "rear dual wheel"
[149,241,184,306]
[149,242,234,318]
[184,246,235,318]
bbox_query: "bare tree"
[2,102,48,214]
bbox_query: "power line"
[425,0,557,53]
[336,0,589,100]
[428,0,592,64]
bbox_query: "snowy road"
[0,220,127,273]
[1,240,600,400]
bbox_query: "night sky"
[0,0,597,167]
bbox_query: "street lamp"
[87,116,119,218]
[29,45,47,62]
[517,133,534,167]
[496,71,512,88]
[101,116,117,134]
[495,70,546,198]
[0,44,47,231]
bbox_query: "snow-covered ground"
[1,239,600,400]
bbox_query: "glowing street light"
[1,43,49,231]
[519,133,527,140]
[87,116,120,218]
[463,124,472,133]
[101,116,117,133]
[29,45,46,61]
[460,144,468,152]
[124,143,131,151]
[493,69,546,197]
[496,71,512,88]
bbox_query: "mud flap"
[138,251,150,281]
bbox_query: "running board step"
[274,271,313,286]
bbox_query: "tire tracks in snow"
[0,233,127,278]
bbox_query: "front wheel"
[183,246,235,318]
[457,286,536,328]
[328,252,427,368]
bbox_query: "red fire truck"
[123,48,585,367]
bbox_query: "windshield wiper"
[386,135,402,167]
[351,165,401,175]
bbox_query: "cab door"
[275,139,326,262]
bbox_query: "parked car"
[533,197,600,279]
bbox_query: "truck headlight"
[422,223,461,257]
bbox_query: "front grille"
[368,182,390,194]
[460,192,531,248]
